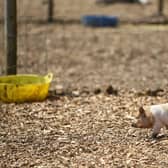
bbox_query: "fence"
[0,0,168,90]
[0,0,52,75]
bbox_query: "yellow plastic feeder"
[0,73,53,103]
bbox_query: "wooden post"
[4,0,17,75]
[158,0,164,16]
[48,0,54,22]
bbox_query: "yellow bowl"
[0,73,53,103]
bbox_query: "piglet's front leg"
[151,123,162,139]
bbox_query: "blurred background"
[0,0,168,91]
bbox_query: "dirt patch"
[1,91,168,167]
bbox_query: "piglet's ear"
[139,106,145,115]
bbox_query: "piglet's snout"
[131,122,137,127]
[131,117,138,127]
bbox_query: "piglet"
[132,104,168,138]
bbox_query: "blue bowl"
[81,15,119,27]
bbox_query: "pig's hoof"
[157,134,166,139]
[131,123,136,127]
[150,133,158,139]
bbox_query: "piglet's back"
[150,103,168,124]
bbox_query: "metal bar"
[4,0,17,75]
[158,0,164,16]
[48,0,54,22]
